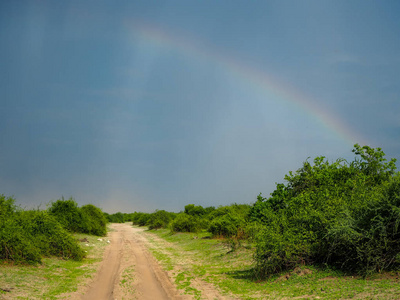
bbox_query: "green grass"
[143,228,400,299]
[119,265,136,299]
[0,232,108,299]
[175,271,202,299]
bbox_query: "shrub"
[170,213,202,233]
[105,212,125,223]
[251,145,399,277]
[323,174,400,275]
[48,198,107,236]
[0,196,85,264]
[208,213,245,238]
[0,217,41,263]
[18,210,85,261]
[0,194,16,219]
[48,198,83,232]
[147,210,173,230]
[136,213,151,226]
[81,204,107,236]
[184,204,206,217]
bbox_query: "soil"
[79,223,227,300]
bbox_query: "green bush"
[206,204,250,238]
[0,195,40,263]
[81,204,107,236]
[147,210,173,230]
[0,194,16,219]
[324,174,400,275]
[48,198,83,232]
[136,213,151,226]
[48,198,107,236]
[184,204,206,217]
[0,217,42,263]
[208,213,245,238]
[0,195,84,264]
[170,213,202,233]
[208,204,250,221]
[105,212,125,223]
[251,145,399,277]
[18,210,85,261]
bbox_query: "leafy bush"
[105,212,125,223]
[324,174,400,275]
[135,213,151,226]
[0,217,42,263]
[0,194,16,219]
[208,204,250,221]
[147,210,174,230]
[206,204,250,238]
[170,213,202,233]
[48,198,107,236]
[184,204,206,217]
[81,204,108,236]
[48,198,83,232]
[0,195,84,264]
[251,145,399,277]
[209,213,246,238]
[18,210,85,261]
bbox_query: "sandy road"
[81,223,186,300]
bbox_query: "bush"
[48,198,107,236]
[170,213,202,233]
[147,210,173,230]
[105,212,125,223]
[184,204,206,217]
[48,198,83,232]
[136,213,151,226]
[81,204,107,236]
[18,210,85,261]
[0,194,16,219]
[0,217,42,263]
[208,213,245,238]
[324,174,400,275]
[0,195,85,264]
[251,145,399,277]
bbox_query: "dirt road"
[81,223,186,300]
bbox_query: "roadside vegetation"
[0,197,107,264]
[0,232,109,299]
[144,227,400,299]
[0,197,110,298]
[125,144,400,280]
[2,144,399,298]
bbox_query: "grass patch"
[0,232,109,299]
[144,228,400,299]
[119,266,136,299]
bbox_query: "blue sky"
[1,0,399,213]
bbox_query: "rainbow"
[127,21,367,147]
